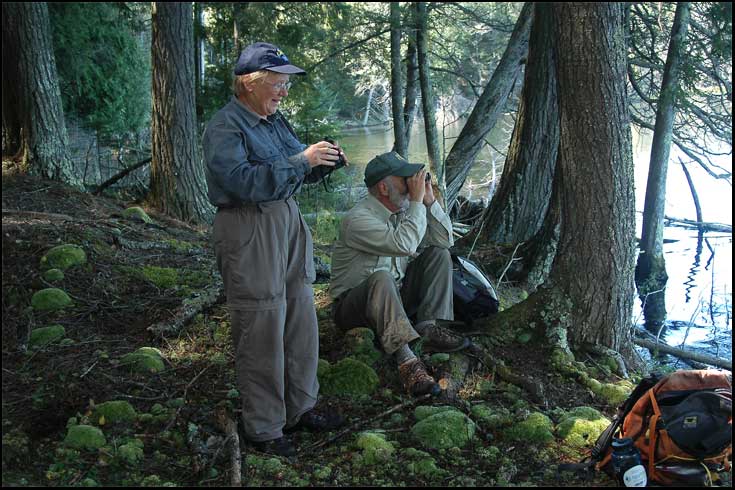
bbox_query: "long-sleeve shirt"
[330,194,454,299]
[203,96,317,207]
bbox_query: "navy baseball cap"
[364,152,424,187]
[233,42,306,76]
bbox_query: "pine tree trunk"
[480,3,558,245]
[149,2,214,224]
[403,13,419,148]
[444,2,533,210]
[635,2,690,329]
[390,2,407,158]
[1,2,79,187]
[549,3,636,353]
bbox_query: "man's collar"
[231,96,282,127]
[365,194,399,222]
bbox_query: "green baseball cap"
[364,151,425,187]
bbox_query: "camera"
[324,137,346,170]
[306,137,346,186]
[425,172,431,183]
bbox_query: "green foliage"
[49,3,150,140]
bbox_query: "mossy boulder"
[29,325,66,349]
[344,328,381,366]
[411,410,476,449]
[556,406,610,452]
[122,206,153,224]
[403,448,447,479]
[505,412,554,444]
[116,439,144,465]
[31,288,72,312]
[318,358,379,396]
[414,405,457,421]
[355,431,395,465]
[64,425,106,450]
[120,347,165,374]
[40,244,86,271]
[93,401,138,426]
[42,268,65,282]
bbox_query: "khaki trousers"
[213,199,319,442]
[332,246,454,354]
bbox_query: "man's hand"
[304,141,339,168]
[423,173,435,207]
[406,169,427,203]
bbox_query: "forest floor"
[2,171,621,487]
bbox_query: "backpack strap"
[647,388,663,478]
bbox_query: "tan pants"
[213,199,319,442]
[332,247,454,354]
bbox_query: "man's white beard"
[387,181,409,211]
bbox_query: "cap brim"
[266,65,306,75]
[392,163,425,177]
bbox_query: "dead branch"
[634,336,732,370]
[147,282,225,337]
[215,406,242,487]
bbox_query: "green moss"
[319,358,379,396]
[414,405,456,421]
[120,347,165,374]
[469,404,494,424]
[31,288,73,312]
[344,328,381,366]
[411,410,476,449]
[93,401,137,426]
[590,380,633,406]
[64,425,106,450]
[42,268,65,282]
[29,325,66,349]
[40,244,87,271]
[163,239,198,251]
[122,206,153,224]
[505,412,554,445]
[430,353,450,363]
[140,266,178,289]
[116,439,144,465]
[556,416,610,451]
[355,431,395,465]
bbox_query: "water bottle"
[611,437,648,487]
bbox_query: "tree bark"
[549,3,636,354]
[444,2,533,210]
[390,3,407,157]
[1,2,79,187]
[149,2,214,224]
[635,2,690,303]
[479,3,558,245]
[403,7,419,149]
[416,2,442,193]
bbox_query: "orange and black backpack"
[565,369,732,486]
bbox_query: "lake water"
[336,118,732,368]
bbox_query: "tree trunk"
[1,2,79,187]
[549,3,636,354]
[444,2,533,210]
[635,3,690,330]
[149,2,214,224]
[403,10,419,149]
[390,2,407,158]
[479,3,558,245]
[363,86,374,126]
[416,2,443,200]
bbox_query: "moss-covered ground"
[1,173,636,487]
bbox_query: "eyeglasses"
[265,80,292,92]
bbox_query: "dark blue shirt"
[203,96,312,206]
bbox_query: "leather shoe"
[252,436,296,457]
[286,408,344,433]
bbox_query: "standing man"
[203,42,343,457]
[330,152,469,397]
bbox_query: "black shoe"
[286,408,344,433]
[252,436,296,457]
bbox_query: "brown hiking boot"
[398,358,441,397]
[421,324,470,353]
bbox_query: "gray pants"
[213,199,319,442]
[332,246,454,354]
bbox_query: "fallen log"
[633,337,732,371]
[664,216,732,233]
[147,282,225,337]
[93,157,152,195]
[215,406,242,487]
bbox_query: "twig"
[497,242,524,287]
[301,394,432,452]
[163,365,211,432]
[79,361,99,379]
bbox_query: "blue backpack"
[452,254,499,326]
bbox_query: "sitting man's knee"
[367,270,395,290]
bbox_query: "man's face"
[249,73,290,116]
[385,175,409,212]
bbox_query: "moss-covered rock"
[40,244,87,271]
[116,439,144,465]
[403,448,447,480]
[122,206,153,224]
[355,431,395,465]
[29,325,66,349]
[556,407,610,452]
[64,425,106,450]
[414,405,457,421]
[590,380,633,406]
[411,410,476,449]
[505,412,554,445]
[344,328,381,366]
[31,288,72,312]
[319,358,379,396]
[140,266,179,289]
[120,347,165,374]
[42,268,65,282]
[94,401,138,426]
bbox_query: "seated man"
[330,151,469,397]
